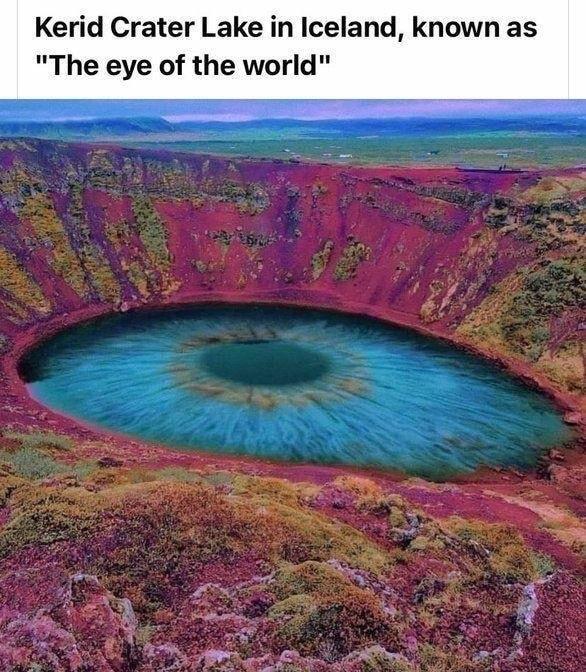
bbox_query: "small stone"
[515,582,539,639]
[141,643,188,671]
[563,411,582,426]
[190,583,233,615]
[278,650,302,664]
[98,456,123,468]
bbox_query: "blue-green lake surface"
[22,305,573,478]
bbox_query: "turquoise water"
[22,305,573,478]
[200,340,332,386]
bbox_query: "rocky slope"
[0,138,584,671]
[0,139,584,402]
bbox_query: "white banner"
[0,0,583,99]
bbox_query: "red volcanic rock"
[66,574,138,669]
[514,581,540,645]
[0,614,83,672]
[140,643,189,672]
[0,573,138,672]
[564,411,583,426]
[520,572,586,672]
[547,463,586,499]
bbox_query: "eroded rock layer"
[1,140,584,400]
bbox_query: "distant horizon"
[0,99,584,123]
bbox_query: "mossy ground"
[0,431,582,671]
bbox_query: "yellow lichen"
[20,193,88,296]
[310,240,334,281]
[333,241,371,281]
[0,247,51,314]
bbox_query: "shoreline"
[3,291,583,486]
[0,140,582,489]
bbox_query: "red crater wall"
[0,138,583,438]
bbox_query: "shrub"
[0,467,26,507]
[446,517,537,583]
[4,431,73,453]
[502,258,585,361]
[0,248,51,314]
[270,561,393,659]
[0,447,65,480]
[334,241,371,281]
[310,240,334,281]
[419,644,487,672]
[231,474,318,507]
[153,466,203,484]
[334,475,398,514]
[131,195,171,272]
[262,499,390,574]
[530,551,556,578]
[207,179,270,215]
[0,486,99,557]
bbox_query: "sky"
[0,100,584,123]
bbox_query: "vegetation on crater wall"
[485,189,585,254]
[200,178,271,215]
[501,258,585,362]
[20,192,88,296]
[0,159,45,204]
[131,195,172,273]
[104,219,131,250]
[458,255,585,391]
[87,149,119,190]
[310,240,334,281]
[334,240,372,281]
[103,218,156,296]
[67,182,121,303]
[208,229,277,251]
[0,247,51,315]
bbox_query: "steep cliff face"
[1,139,583,397]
